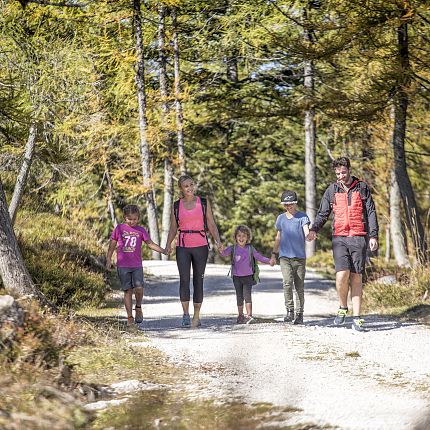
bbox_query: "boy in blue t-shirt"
[270,190,310,325]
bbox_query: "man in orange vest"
[307,157,379,332]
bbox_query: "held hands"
[306,231,317,241]
[269,256,276,266]
[216,242,225,253]
[369,237,378,252]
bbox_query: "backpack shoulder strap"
[200,196,208,230]
[173,199,180,227]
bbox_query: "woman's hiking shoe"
[352,318,365,332]
[236,315,245,324]
[135,307,143,323]
[182,313,191,327]
[127,316,135,326]
[293,313,304,325]
[191,318,201,328]
[284,309,294,323]
[334,308,348,325]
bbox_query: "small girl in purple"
[106,205,166,326]
[220,225,274,324]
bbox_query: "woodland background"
[1,0,430,301]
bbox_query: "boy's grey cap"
[280,190,298,204]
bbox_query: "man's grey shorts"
[332,236,367,274]
[117,267,144,291]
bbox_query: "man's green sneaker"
[352,318,365,332]
[334,308,348,325]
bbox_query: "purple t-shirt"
[221,244,270,277]
[111,224,150,268]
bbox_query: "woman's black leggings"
[176,245,209,303]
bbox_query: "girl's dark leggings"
[233,275,253,306]
[176,245,208,303]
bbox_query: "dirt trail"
[131,261,430,430]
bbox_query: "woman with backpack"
[165,175,223,328]
[220,225,274,324]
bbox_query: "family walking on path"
[106,156,379,332]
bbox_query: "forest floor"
[120,260,430,430]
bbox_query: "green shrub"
[16,211,107,309]
[363,263,430,312]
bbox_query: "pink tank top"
[176,197,208,248]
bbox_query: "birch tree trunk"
[392,22,427,264]
[0,179,54,310]
[172,7,186,175]
[390,170,411,267]
[303,15,316,258]
[9,122,37,226]
[158,4,173,261]
[105,165,117,227]
[133,0,160,259]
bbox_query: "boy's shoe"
[284,309,294,323]
[245,316,254,325]
[352,318,365,332]
[182,313,191,327]
[334,308,348,325]
[236,315,245,324]
[293,313,304,325]
[135,307,143,323]
[127,316,135,326]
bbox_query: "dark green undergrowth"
[15,210,108,309]
[363,259,430,319]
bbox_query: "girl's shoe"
[236,315,245,324]
[245,316,254,324]
[127,316,135,326]
[182,313,191,327]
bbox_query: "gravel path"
[132,261,430,430]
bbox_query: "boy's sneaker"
[334,308,348,325]
[284,309,294,323]
[182,313,191,327]
[293,313,304,325]
[236,315,245,324]
[135,307,143,323]
[352,318,365,332]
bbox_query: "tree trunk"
[390,170,410,267]
[385,224,390,262]
[172,7,186,175]
[158,4,173,261]
[105,165,117,227]
[8,122,37,226]
[0,179,54,309]
[392,22,427,264]
[303,22,316,258]
[133,0,160,259]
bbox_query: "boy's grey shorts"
[117,267,144,291]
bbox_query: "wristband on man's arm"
[271,252,279,257]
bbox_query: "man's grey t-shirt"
[275,211,310,259]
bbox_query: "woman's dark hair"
[123,204,140,217]
[332,156,351,169]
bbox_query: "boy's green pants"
[280,257,306,313]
